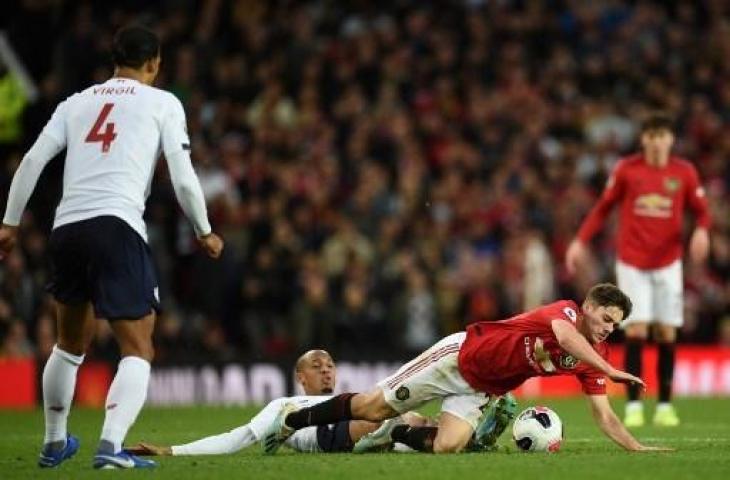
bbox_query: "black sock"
[391,425,438,452]
[658,342,675,403]
[285,393,355,430]
[625,338,643,401]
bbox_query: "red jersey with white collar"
[457,300,608,396]
[576,154,710,269]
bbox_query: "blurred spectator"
[0,68,28,154]
[1,1,728,361]
[719,316,730,348]
[397,267,438,354]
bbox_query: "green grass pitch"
[1,398,729,479]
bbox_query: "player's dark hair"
[112,25,160,69]
[586,283,633,320]
[640,112,674,133]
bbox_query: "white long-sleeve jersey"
[2,77,210,240]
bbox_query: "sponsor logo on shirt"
[525,337,556,373]
[634,193,673,218]
[525,337,580,373]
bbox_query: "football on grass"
[512,406,563,452]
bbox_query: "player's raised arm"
[160,95,223,258]
[586,394,673,452]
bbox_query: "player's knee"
[352,391,394,422]
[654,327,676,343]
[432,436,466,454]
[624,325,649,341]
[359,404,389,422]
[364,405,392,422]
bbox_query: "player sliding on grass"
[126,350,516,456]
[263,283,672,454]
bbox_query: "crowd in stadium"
[1,0,729,363]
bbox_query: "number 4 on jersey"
[85,103,117,152]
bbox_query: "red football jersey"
[577,154,711,269]
[457,300,608,396]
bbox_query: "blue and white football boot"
[92,449,157,469]
[38,434,80,468]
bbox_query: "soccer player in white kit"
[0,26,223,469]
[126,350,429,456]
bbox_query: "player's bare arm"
[551,319,645,388]
[587,395,673,452]
[126,442,171,456]
[565,239,589,276]
[689,227,710,265]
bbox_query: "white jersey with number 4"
[39,77,193,241]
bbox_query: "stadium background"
[1,0,729,408]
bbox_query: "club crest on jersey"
[664,177,681,193]
[559,354,579,369]
[395,386,410,401]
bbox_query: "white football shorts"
[616,259,683,328]
[377,332,490,430]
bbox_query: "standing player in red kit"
[565,113,711,428]
[262,283,670,454]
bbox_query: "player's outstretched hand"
[197,232,224,259]
[634,445,675,452]
[0,225,18,261]
[125,442,172,456]
[607,369,645,390]
[564,239,587,276]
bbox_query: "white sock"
[99,356,151,453]
[656,402,673,411]
[43,345,84,445]
[171,425,256,455]
[625,401,643,413]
